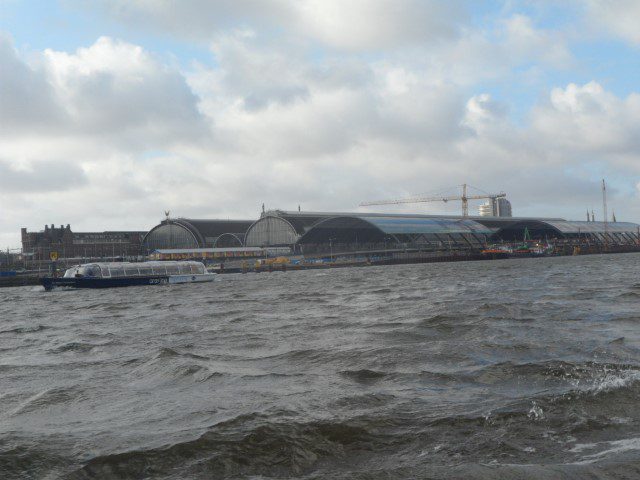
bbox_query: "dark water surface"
[2,254,640,479]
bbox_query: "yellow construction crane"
[360,184,506,217]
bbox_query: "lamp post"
[384,236,392,256]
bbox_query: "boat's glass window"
[194,264,205,274]
[178,265,190,274]
[139,267,152,276]
[124,268,140,276]
[63,267,78,278]
[101,266,111,277]
[166,265,180,274]
[152,266,166,275]
[110,267,125,277]
[83,266,100,277]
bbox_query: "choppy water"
[2,254,640,479]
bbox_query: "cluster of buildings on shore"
[20,225,146,261]
[17,199,640,266]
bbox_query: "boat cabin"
[62,261,207,278]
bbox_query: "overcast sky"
[1,1,640,248]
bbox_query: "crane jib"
[359,184,507,217]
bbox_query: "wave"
[0,324,51,334]
[0,445,69,480]
[616,291,640,300]
[76,302,133,311]
[67,418,380,479]
[370,288,392,294]
[10,385,85,415]
[50,342,102,353]
[466,360,640,388]
[153,347,210,361]
[415,313,463,326]
[331,393,396,409]
[125,347,223,384]
[259,348,334,363]
[241,372,304,379]
[62,405,640,480]
[571,437,640,463]
[339,369,388,383]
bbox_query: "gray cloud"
[0,159,87,192]
[0,34,65,132]
[584,0,640,46]
[83,0,466,50]
[1,36,209,150]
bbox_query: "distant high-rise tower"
[478,198,512,217]
[496,198,512,217]
[478,202,494,217]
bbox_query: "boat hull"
[41,274,215,291]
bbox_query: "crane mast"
[360,184,506,217]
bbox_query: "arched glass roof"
[359,216,494,235]
[298,215,494,244]
[143,218,253,250]
[543,220,640,234]
[244,215,300,246]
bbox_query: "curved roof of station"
[144,218,254,247]
[297,214,495,244]
[360,216,493,234]
[258,211,333,236]
[266,210,640,244]
[173,219,253,239]
[542,220,640,234]
[155,209,640,248]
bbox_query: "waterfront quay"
[4,209,639,286]
[4,240,640,288]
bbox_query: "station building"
[243,210,640,252]
[141,210,640,255]
[142,218,254,252]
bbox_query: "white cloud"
[532,81,640,158]
[1,35,207,149]
[585,0,640,45]
[2,3,640,247]
[43,36,208,147]
[0,34,63,133]
[500,14,572,67]
[0,35,211,244]
[84,0,293,43]
[87,0,466,50]
[291,0,465,50]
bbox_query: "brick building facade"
[21,224,147,262]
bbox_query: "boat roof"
[66,260,205,269]
[151,247,264,254]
